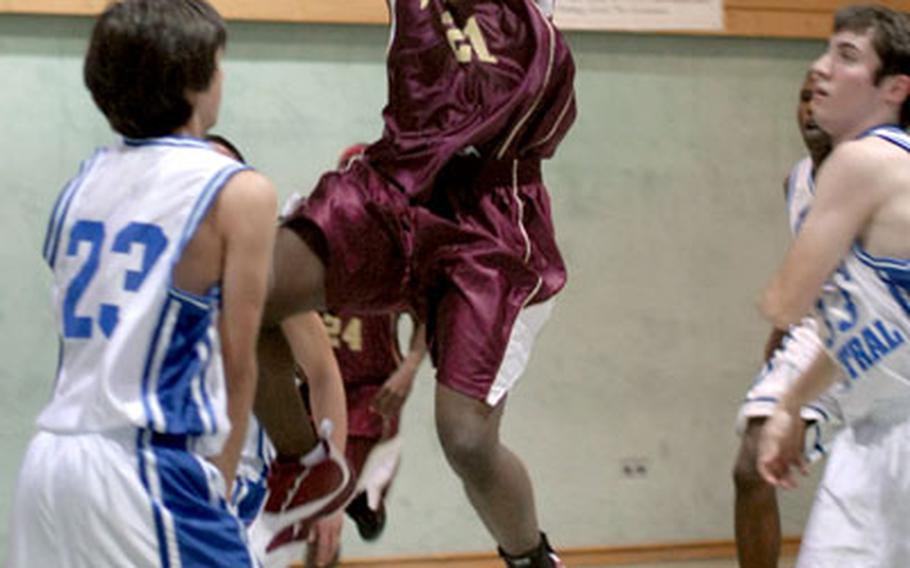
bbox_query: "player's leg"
[427,248,542,558]
[344,435,393,541]
[252,167,413,564]
[421,160,564,566]
[732,318,836,568]
[733,418,781,568]
[435,386,540,552]
[255,314,319,459]
[250,225,355,565]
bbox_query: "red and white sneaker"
[250,421,356,567]
[250,519,308,568]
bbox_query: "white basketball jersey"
[38,136,247,454]
[785,155,814,236]
[816,126,910,422]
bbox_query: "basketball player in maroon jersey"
[257,2,575,566]
[299,145,429,567]
[302,306,426,567]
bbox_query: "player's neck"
[833,110,901,146]
[174,114,209,139]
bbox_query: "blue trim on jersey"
[870,126,910,151]
[744,395,780,404]
[43,149,107,268]
[138,430,255,567]
[123,135,213,150]
[858,124,903,139]
[197,319,219,434]
[140,164,244,435]
[136,431,172,568]
[854,244,910,273]
[170,287,215,311]
[234,476,268,527]
[141,295,174,431]
[171,164,250,282]
[153,290,219,435]
[805,403,831,422]
[854,245,910,306]
[155,445,254,567]
[742,396,831,422]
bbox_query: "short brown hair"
[834,4,910,126]
[84,0,226,138]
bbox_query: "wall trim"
[294,537,800,567]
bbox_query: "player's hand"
[757,405,809,489]
[371,366,415,420]
[306,511,343,567]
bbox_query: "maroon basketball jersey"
[366,0,576,201]
[321,310,402,386]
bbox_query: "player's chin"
[805,130,830,148]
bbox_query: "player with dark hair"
[9,1,277,565]
[292,145,429,567]
[759,5,910,566]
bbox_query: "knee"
[732,427,770,493]
[732,450,766,493]
[436,417,496,479]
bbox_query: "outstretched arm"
[281,311,347,451]
[760,141,885,329]
[371,316,427,424]
[282,311,348,568]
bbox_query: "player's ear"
[883,73,910,106]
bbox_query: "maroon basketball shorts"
[284,158,565,406]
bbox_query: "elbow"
[759,289,802,330]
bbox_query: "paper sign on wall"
[555,0,724,32]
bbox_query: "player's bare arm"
[760,139,892,329]
[208,170,277,495]
[281,310,348,566]
[281,311,348,450]
[372,320,427,421]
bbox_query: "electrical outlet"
[620,457,649,479]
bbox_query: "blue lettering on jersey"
[63,219,168,339]
[835,318,905,379]
[818,264,859,348]
[63,221,105,338]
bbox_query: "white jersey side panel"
[785,155,814,236]
[817,126,910,423]
[37,137,247,453]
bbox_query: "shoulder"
[213,170,277,231]
[829,136,904,172]
[222,170,275,206]
[816,138,904,202]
